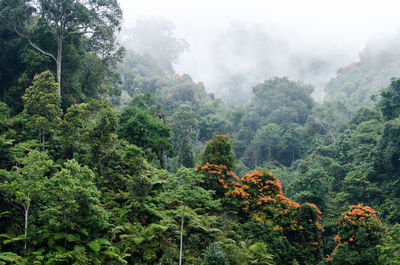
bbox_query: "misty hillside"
[325,32,400,112]
[1,1,400,265]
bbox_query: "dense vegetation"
[1,1,400,264]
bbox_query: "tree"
[251,123,283,165]
[327,204,385,264]
[167,167,218,265]
[306,101,351,146]
[289,169,330,209]
[378,78,400,120]
[204,242,230,265]
[201,134,235,170]
[170,106,198,168]
[232,77,314,166]
[61,100,118,172]
[377,224,400,265]
[22,70,62,145]
[0,150,54,250]
[0,0,123,96]
[119,106,173,168]
[156,167,220,264]
[39,160,117,263]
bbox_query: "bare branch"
[13,26,57,62]
[27,38,57,63]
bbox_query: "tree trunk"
[179,203,186,265]
[17,32,60,94]
[24,202,30,251]
[56,36,63,97]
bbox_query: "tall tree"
[0,0,123,96]
[22,70,62,145]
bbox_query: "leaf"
[88,240,101,252]
[96,238,110,246]
[66,233,81,242]
[0,252,22,263]
[2,235,25,245]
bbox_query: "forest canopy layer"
[1,2,400,264]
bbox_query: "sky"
[118,0,400,101]
[119,0,400,44]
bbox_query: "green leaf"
[66,234,81,242]
[2,235,25,245]
[0,252,22,263]
[88,240,101,252]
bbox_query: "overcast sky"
[118,0,400,100]
[119,0,400,43]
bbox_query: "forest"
[0,0,400,264]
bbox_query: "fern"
[1,235,25,245]
[0,252,22,264]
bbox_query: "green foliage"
[165,167,220,211]
[327,205,385,265]
[119,106,173,168]
[169,106,198,168]
[22,71,62,143]
[204,242,230,265]
[233,77,314,167]
[2,8,400,263]
[379,78,400,120]
[250,123,283,166]
[0,149,54,251]
[0,251,22,264]
[377,224,400,265]
[325,38,400,113]
[202,134,235,170]
[61,100,118,168]
[305,101,351,146]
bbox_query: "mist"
[118,0,400,105]
[174,21,360,104]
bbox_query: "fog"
[118,0,400,104]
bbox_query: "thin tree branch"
[13,26,57,63]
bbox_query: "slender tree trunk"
[56,36,63,97]
[179,203,186,265]
[24,202,30,250]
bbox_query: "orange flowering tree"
[327,204,385,264]
[226,170,324,264]
[195,162,325,264]
[195,162,239,198]
[226,170,299,218]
